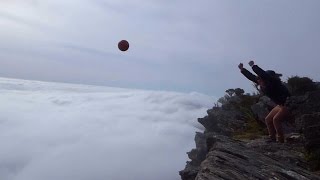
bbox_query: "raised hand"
[238,63,243,70]
[248,60,255,67]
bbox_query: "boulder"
[195,135,320,180]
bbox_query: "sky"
[0,0,320,97]
[0,77,213,180]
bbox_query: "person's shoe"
[265,136,276,143]
[277,136,285,143]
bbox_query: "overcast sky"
[0,0,319,97]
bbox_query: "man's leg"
[265,105,280,140]
[273,105,289,143]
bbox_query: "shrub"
[233,106,267,140]
[287,76,318,96]
[225,89,235,97]
[304,150,320,171]
[234,88,245,96]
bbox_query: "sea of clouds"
[0,77,214,180]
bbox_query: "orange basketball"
[118,40,129,51]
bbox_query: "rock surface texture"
[180,90,320,180]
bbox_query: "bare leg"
[265,105,280,140]
[273,105,290,143]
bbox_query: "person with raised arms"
[238,60,291,143]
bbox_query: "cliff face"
[180,90,320,180]
[196,135,319,180]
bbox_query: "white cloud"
[0,77,214,180]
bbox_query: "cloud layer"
[0,77,214,180]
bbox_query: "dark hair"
[266,70,282,78]
[256,70,282,82]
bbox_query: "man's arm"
[241,68,258,83]
[249,61,271,81]
[239,63,257,83]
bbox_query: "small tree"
[234,88,245,96]
[225,89,235,97]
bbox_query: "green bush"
[304,150,320,171]
[234,88,245,96]
[287,76,318,96]
[233,106,267,140]
[214,88,267,140]
[220,88,266,139]
[225,88,245,97]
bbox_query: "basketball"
[118,40,129,51]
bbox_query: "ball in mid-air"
[118,40,129,51]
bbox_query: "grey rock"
[251,102,268,123]
[198,107,244,136]
[179,162,200,180]
[286,90,320,153]
[180,90,320,180]
[250,96,276,124]
[195,135,320,180]
[195,132,207,149]
[179,132,208,180]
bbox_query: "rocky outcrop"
[302,113,320,149]
[287,91,320,142]
[180,90,320,180]
[181,104,246,180]
[196,135,319,180]
[286,90,320,170]
[198,107,245,136]
[179,104,255,180]
[180,132,207,180]
[251,96,275,123]
[286,90,320,132]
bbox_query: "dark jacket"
[241,65,290,105]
